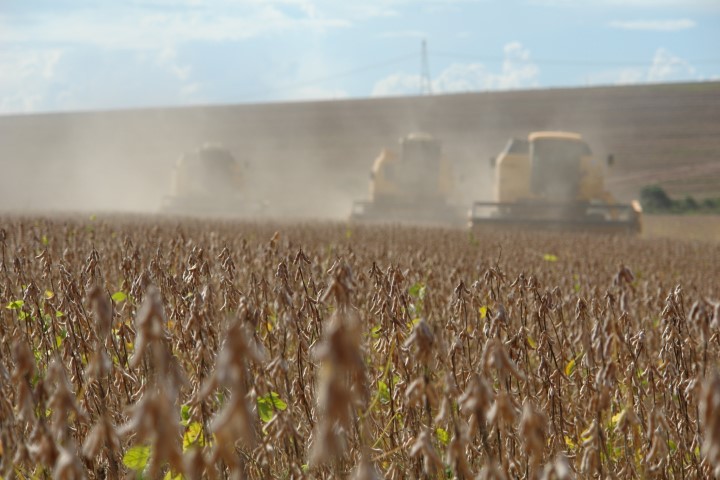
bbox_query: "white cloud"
[585,48,699,85]
[283,86,349,101]
[529,0,718,8]
[378,30,427,39]
[615,69,645,85]
[0,2,354,112]
[0,0,500,53]
[180,83,201,97]
[157,46,192,80]
[647,48,696,81]
[609,19,696,31]
[372,41,539,97]
[339,4,400,18]
[0,5,351,51]
[0,49,64,113]
[372,73,423,97]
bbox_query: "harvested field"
[2,215,720,478]
[643,215,720,243]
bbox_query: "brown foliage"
[0,216,719,479]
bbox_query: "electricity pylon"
[420,39,432,95]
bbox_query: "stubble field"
[642,215,720,243]
[1,216,720,479]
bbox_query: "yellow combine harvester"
[161,144,264,217]
[469,131,642,233]
[349,132,466,226]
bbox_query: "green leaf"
[526,335,537,349]
[6,300,24,310]
[565,357,577,377]
[7,300,29,321]
[436,428,450,446]
[370,325,382,339]
[163,472,183,480]
[183,422,205,450]
[543,253,558,262]
[122,445,151,471]
[257,392,287,422]
[180,404,191,427]
[377,380,391,404]
[41,235,49,246]
[478,305,488,319]
[408,282,425,300]
[111,291,127,302]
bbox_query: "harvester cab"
[530,134,587,201]
[374,133,444,201]
[470,132,642,233]
[350,132,466,226]
[173,145,243,196]
[160,144,263,217]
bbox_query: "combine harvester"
[469,131,642,233]
[350,132,467,226]
[161,144,265,217]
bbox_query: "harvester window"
[402,141,441,167]
[504,138,529,155]
[395,140,442,195]
[184,148,239,194]
[533,139,589,160]
[530,139,588,199]
[384,164,398,182]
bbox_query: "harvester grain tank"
[161,144,264,217]
[349,133,466,226]
[469,131,642,233]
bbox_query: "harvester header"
[470,131,642,234]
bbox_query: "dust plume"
[1,83,718,220]
[0,98,494,222]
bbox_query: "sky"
[1,0,719,114]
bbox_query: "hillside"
[1,81,719,218]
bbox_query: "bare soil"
[643,214,720,242]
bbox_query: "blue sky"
[1,0,719,114]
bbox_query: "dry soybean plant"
[1,215,720,479]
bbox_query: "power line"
[236,53,417,101]
[234,49,720,103]
[420,39,432,95]
[431,50,720,67]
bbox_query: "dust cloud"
[1,84,717,220]
[0,98,497,222]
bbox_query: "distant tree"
[640,185,673,212]
[702,198,719,210]
[681,195,699,211]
